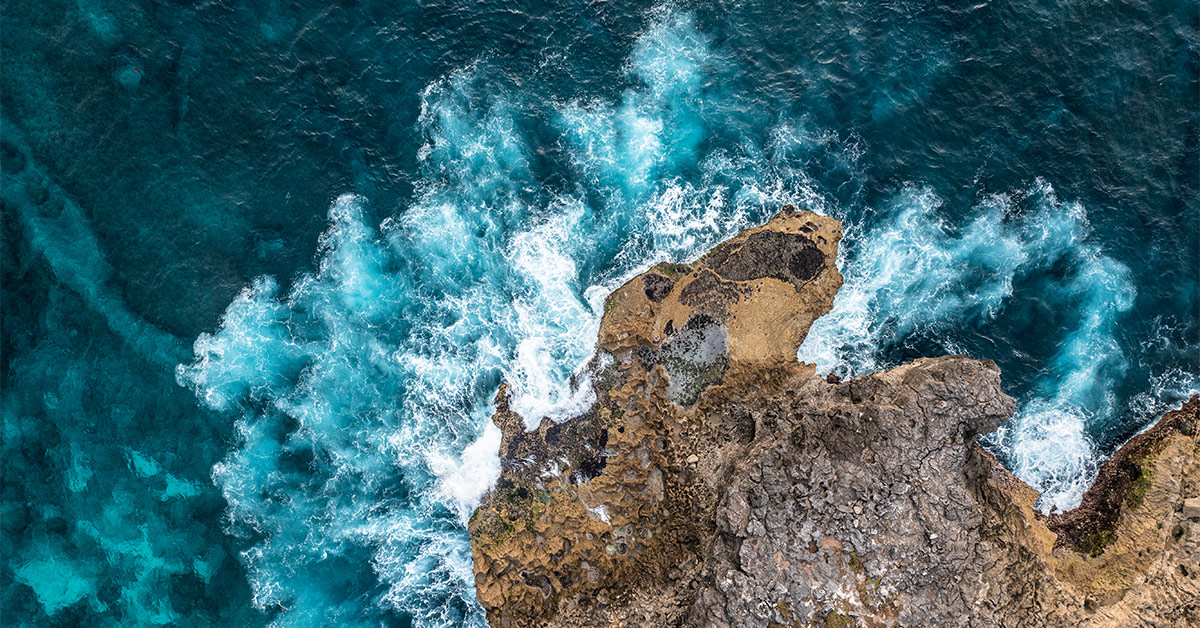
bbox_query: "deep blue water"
[2,1,1197,626]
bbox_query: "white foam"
[176,275,306,412]
[429,423,503,521]
[1126,364,1200,437]
[1006,400,1098,511]
[176,9,870,626]
[504,201,603,425]
[798,181,1137,510]
[587,504,611,523]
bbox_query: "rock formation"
[468,207,1199,627]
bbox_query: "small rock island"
[469,207,1199,627]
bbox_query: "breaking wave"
[176,8,1192,626]
[178,12,845,626]
[797,182,1174,510]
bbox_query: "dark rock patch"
[704,230,825,290]
[678,269,747,317]
[643,273,674,302]
[520,570,553,599]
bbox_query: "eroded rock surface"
[468,207,1200,627]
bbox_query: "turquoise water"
[2,1,1197,626]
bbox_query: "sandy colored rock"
[1185,498,1200,520]
[468,207,1200,627]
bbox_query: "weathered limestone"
[469,207,1199,627]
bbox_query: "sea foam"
[177,7,1160,626]
[178,11,834,626]
[798,181,1137,510]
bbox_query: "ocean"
[2,0,1196,626]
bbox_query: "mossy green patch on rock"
[652,262,692,280]
[1125,458,1153,509]
[848,552,864,574]
[603,290,624,314]
[1075,528,1116,558]
[775,599,796,623]
[470,509,519,548]
[822,611,853,628]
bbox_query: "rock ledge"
[469,208,1199,627]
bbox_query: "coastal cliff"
[468,207,1199,627]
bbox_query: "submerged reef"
[468,207,1199,627]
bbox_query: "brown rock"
[468,207,1200,628]
[1184,497,1200,520]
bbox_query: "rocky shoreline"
[468,208,1199,627]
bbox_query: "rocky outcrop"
[468,207,1199,627]
[1045,396,1199,625]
